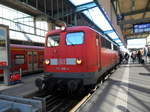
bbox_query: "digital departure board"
[134,23,150,33]
[0,25,9,67]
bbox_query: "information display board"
[0,24,9,68]
[134,23,150,33]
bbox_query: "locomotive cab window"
[47,35,60,47]
[101,37,111,49]
[113,45,118,51]
[15,55,25,65]
[66,32,84,45]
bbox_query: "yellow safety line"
[69,93,92,112]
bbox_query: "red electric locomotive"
[36,26,119,92]
[0,44,44,77]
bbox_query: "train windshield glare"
[66,32,84,45]
[47,35,60,47]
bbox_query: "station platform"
[77,63,150,112]
[0,73,43,97]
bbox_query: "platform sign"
[0,25,9,68]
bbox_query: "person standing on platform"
[131,51,136,63]
[137,50,142,64]
[143,45,148,63]
[146,45,150,63]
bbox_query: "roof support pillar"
[48,22,55,31]
[44,0,47,14]
[74,14,77,25]
[33,17,36,35]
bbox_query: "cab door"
[33,51,38,71]
[27,51,33,72]
[27,51,38,72]
[96,35,101,69]
[38,53,44,70]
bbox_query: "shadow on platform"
[117,105,130,112]
[139,73,150,76]
[143,64,150,72]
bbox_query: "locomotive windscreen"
[47,35,60,47]
[66,32,84,45]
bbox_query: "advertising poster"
[0,25,9,67]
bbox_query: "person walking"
[124,52,129,64]
[119,51,123,64]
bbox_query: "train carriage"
[0,44,44,77]
[36,26,119,92]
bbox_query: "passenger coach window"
[66,32,84,45]
[47,35,60,47]
[15,55,25,65]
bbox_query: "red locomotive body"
[41,26,119,91]
[0,44,44,77]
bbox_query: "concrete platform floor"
[77,64,150,112]
[0,73,43,97]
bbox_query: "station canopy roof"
[112,0,150,40]
[69,0,123,46]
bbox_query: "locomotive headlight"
[60,23,66,31]
[61,26,65,30]
[45,59,50,65]
[76,59,82,64]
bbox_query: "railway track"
[27,72,111,112]
[25,84,100,112]
[23,91,77,111]
[0,67,116,112]
[31,91,88,112]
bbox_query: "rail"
[0,66,118,112]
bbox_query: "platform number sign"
[0,25,9,68]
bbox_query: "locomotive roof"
[47,26,118,47]
[47,26,92,33]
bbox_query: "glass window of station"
[0,4,48,42]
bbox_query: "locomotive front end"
[43,27,87,92]
[35,26,120,93]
